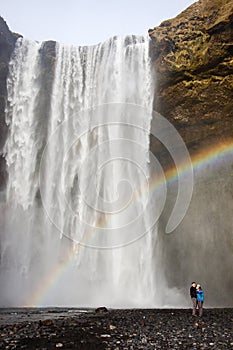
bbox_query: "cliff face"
[149,0,233,153]
[0,17,18,189]
[149,0,233,300]
[0,17,56,190]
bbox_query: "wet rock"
[109,325,116,330]
[0,17,18,189]
[95,306,108,313]
[100,334,111,338]
[39,319,53,326]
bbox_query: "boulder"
[95,306,108,313]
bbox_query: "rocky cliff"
[0,17,18,189]
[149,0,233,154]
[148,0,233,300]
[0,17,56,190]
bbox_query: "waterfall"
[2,36,232,308]
[0,36,169,307]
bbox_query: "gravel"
[0,308,232,349]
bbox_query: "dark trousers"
[191,297,197,315]
[198,301,203,317]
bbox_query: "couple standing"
[190,282,204,317]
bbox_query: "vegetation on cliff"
[149,0,233,151]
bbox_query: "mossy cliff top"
[149,0,233,85]
[149,0,233,152]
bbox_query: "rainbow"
[161,139,233,187]
[28,139,233,307]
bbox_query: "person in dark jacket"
[190,282,197,316]
[196,284,204,317]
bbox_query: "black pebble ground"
[0,308,232,349]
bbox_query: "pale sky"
[1,0,196,46]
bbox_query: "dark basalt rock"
[95,306,108,313]
[0,308,233,349]
[0,17,56,191]
[0,17,19,145]
[149,0,233,156]
[0,16,18,190]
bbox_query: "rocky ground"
[0,308,232,349]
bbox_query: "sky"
[1,0,196,46]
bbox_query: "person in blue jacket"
[196,284,204,317]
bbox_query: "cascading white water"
[0,36,171,307]
[3,35,232,308]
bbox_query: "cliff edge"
[149,0,233,152]
[0,17,18,189]
[0,17,56,190]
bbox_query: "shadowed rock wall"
[0,17,18,190]
[0,17,56,191]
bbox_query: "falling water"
[1,36,232,308]
[0,36,169,307]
